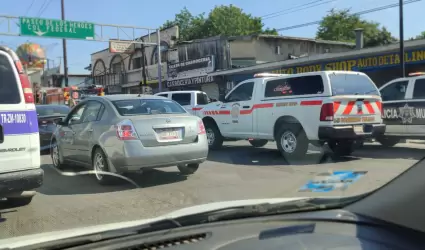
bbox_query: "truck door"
[380,79,410,135]
[220,81,255,138]
[404,78,425,135]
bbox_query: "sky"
[0,0,423,74]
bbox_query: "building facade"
[90,26,179,94]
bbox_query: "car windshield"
[2,1,425,246]
[36,105,70,116]
[112,98,187,116]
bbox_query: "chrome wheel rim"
[94,153,105,180]
[281,131,297,153]
[206,128,215,146]
[52,144,60,167]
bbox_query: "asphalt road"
[1,141,424,239]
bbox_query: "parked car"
[0,45,43,207]
[154,90,211,116]
[36,104,70,151]
[51,94,209,185]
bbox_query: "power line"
[261,0,326,18]
[36,0,48,16]
[37,0,54,17]
[24,0,36,16]
[263,0,338,20]
[274,0,421,32]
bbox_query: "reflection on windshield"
[112,99,187,116]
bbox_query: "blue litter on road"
[299,171,367,192]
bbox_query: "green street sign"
[19,17,95,40]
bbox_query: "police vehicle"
[0,46,43,207]
[378,72,425,146]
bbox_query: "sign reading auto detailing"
[272,49,425,74]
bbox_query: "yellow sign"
[271,49,425,74]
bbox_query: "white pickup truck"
[198,71,386,159]
[155,90,212,116]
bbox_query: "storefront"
[166,56,221,100]
[212,39,425,89]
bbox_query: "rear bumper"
[106,135,209,172]
[318,124,386,140]
[0,168,44,196]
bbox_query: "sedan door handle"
[88,128,93,132]
[243,106,250,108]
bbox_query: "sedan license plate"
[158,129,181,140]
[353,125,363,134]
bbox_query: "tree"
[162,5,277,41]
[416,31,425,39]
[316,9,397,48]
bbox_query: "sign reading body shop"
[271,49,425,74]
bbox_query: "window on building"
[132,57,142,69]
[412,79,425,99]
[171,93,191,106]
[152,42,169,65]
[226,82,254,102]
[264,75,324,98]
[380,81,408,101]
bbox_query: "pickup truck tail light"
[115,120,139,140]
[320,103,334,121]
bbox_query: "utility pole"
[61,0,69,87]
[399,0,405,77]
[139,42,148,94]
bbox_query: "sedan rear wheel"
[178,163,199,175]
[92,148,115,185]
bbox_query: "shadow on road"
[37,164,187,196]
[207,144,360,166]
[354,144,425,161]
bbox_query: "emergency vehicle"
[378,72,425,146]
[198,71,386,159]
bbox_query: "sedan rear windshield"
[112,99,187,116]
[329,73,379,96]
[36,105,70,116]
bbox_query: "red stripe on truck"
[240,103,274,115]
[300,100,322,106]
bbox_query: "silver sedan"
[51,94,209,185]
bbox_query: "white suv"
[0,46,43,207]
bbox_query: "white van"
[0,46,43,206]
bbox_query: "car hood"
[0,197,309,248]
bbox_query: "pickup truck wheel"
[249,139,268,148]
[276,124,309,160]
[205,122,223,150]
[376,137,400,147]
[329,140,355,156]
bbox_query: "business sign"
[109,40,135,54]
[167,56,215,79]
[271,49,425,74]
[299,171,367,192]
[20,17,95,40]
[166,75,215,88]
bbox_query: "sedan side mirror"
[53,117,65,126]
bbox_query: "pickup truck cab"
[199,71,385,159]
[377,72,425,146]
[155,90,211,116]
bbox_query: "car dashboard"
[55,209,424,250]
